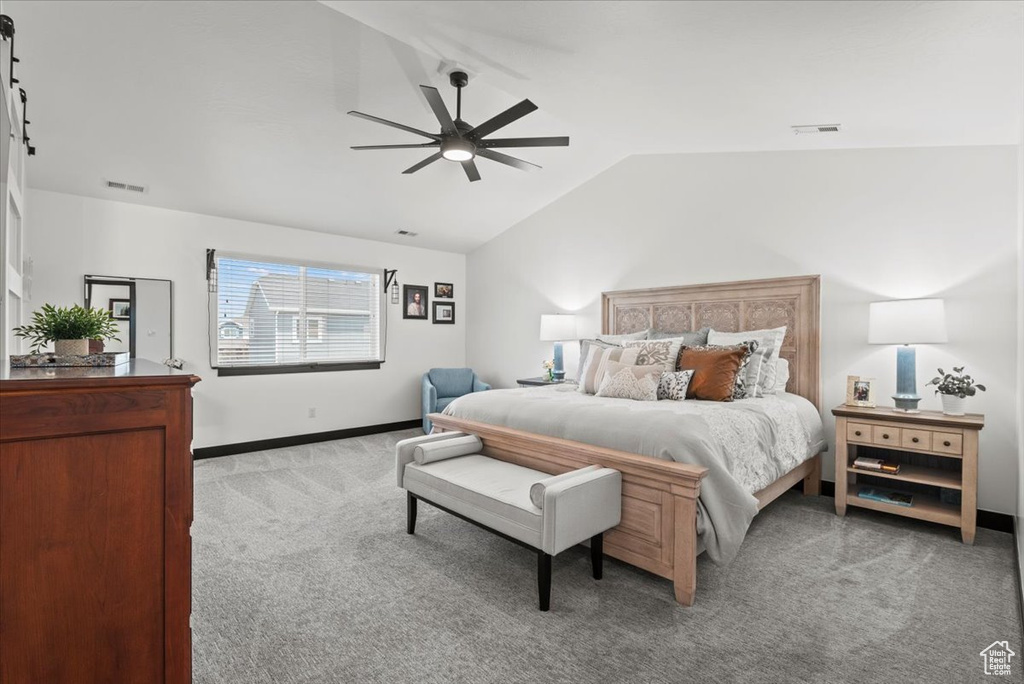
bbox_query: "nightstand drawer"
[847,422,873,444]
[872,426,900,447]
[901,428,931,451]
[933,432,963,455]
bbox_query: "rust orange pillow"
[678,345,747,401]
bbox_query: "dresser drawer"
[901,428,931,451]
[847,422,873,444]
[872,426,900,447]
[933,432,963,455]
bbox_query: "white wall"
[25,189,466,448]
[466,146,1020,515]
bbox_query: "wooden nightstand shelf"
[832,405,984,543]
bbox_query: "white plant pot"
[941,394,966,416]
[54,339,89,356]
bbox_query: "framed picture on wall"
[434,282,453,299]
[109,299,131,320]
[403,285,428,319]
[845,375,876,407]
[432,301,455,325]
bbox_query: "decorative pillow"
[623,337,685,372]
[707,326,787,395]
[678,345,750,401]
[775,357,791,393]
[657,370,695,401]
[596,330,649,345]
[648,327,710,346]
[729,341,760,400]
[576,339,617,382]
[595,361,663,401]
[577,345,640,394]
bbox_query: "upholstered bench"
[396,432,622,611]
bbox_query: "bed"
[430,275,823,606]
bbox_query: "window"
[210,253,384,375]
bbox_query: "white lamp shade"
[868,299,948,344]
[539,314,577,341]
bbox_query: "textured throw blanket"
[444,386,824,564]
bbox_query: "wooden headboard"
[601,275,821,410]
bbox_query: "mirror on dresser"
[83,275,172,362]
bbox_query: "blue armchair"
[422,368,491,433]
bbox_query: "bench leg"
[591,533,603,580]
[538,552,552,612]
[407,492,417,535]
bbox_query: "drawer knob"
[944,440,951,447]
[911,437,919,443]
[854,430,862,436]
[882,434,890,439]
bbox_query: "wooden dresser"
[0,360,200,684]
[832,404,983,543]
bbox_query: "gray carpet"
[193,429,1022,684]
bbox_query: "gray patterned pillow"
[708,326,786,396]
[623,337,685,372]
[595,361,662,401]
[657,370,695,401]
[730,340,760,400]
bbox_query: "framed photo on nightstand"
[845,375,876,407]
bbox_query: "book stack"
[852,456,900,474]
[857,487,914,507]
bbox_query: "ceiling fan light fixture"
[441,138,475,162]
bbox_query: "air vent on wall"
[104,180,146,193]
[791,124,842,135]
[395,229,418,237]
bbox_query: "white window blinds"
[210,253,384,369]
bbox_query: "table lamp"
[539,314,577,381]
[868,298,947,412]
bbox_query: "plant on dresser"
[12,303,121,355]
[926,366,985,416]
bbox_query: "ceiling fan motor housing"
[449,71,469,89]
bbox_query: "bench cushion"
[404,455,543,548]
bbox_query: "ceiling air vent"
[104,180,147,193]
[791,124,842,135]
[395,229,418,237]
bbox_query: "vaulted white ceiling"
[7,1,1023,252]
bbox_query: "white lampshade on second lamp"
[540,314,577,381]
[868,298,947,411]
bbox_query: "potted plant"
[926,366,986,416]
[13,304,121,356]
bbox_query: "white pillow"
[707,326,787,396]
[775,357,790,393]
[595,361,663,401]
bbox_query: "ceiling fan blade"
[478,136,569,148]
[348,111,440,141]
[402,152,443,174]
[420,86,457,136]
[476,148,540,171]
[467,99,538,140]
[351,143,440,150]
[461,159,481,182]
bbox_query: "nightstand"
[517,376,571,388]
[832,405,984,543]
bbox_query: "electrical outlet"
[308,407,316,419]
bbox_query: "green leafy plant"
[926,366,986,398]
[13,304,121,353]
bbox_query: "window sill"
[216,361,382,377]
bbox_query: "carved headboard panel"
[602,275,821,410]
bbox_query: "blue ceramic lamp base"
[552,341,566,381]
[892,345,921,412]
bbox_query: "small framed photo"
[845,375,876,407]
[403,285,428,319]
[432,301,455,325]
[109,298,131,320]
[434,282,453,299]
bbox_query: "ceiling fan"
[348,71,569,182]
